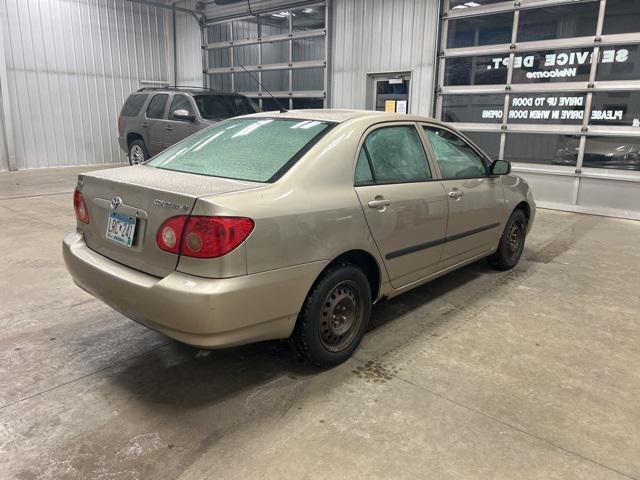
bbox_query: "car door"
[354,123,449,289]
[144,93,170,156]
[165,94,200,147]
[422,125,504,269]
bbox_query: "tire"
[487,208,528,271]
[291,263,372,368]
[128,139,148,165]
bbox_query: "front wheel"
[487,209,527,271]
[291,263,372,368]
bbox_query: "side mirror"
[491,159,511,175]
[172,109,195,122]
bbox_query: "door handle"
[165,126,173,131]
[448,190,463,199]
[368,199,392,209]
[142,122,149,128]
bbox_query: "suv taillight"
[117,116,124,137]
[156,216,254,258]
[73,189,90,224]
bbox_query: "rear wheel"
[291,263,371,368]
[128,139,148,165]
[488,209,527,270]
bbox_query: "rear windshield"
[146,118,332,182]
[120,94,148,117]
[194,94,260,120]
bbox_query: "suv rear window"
[120,94,148,117]
[146,118,331,182]
[194,94,260,120]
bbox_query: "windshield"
[146,118,332,182]
[194,94,260,120]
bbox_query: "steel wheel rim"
[319,280,363,353]
[130,145,144,164]
[506,220,524,258]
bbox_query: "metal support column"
[0,13,16,171]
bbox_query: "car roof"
[135,88,245,97]
[243,108,443,125]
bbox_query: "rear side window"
[356,126,431,185]
[146,94,168,119]
[146,118,331,182]
[120,94,148,117]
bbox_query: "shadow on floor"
[106,257,507,411]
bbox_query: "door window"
[168,94,194,120]
[424,127,488,179]
[146,94,168,119]
[374,78,409,113]
[355,125,431,185]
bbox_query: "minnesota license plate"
[106,211,137,247]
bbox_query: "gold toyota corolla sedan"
[63,110,535,367]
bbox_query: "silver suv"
[117,87,260,164]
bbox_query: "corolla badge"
[111,196,123,209]
[154,198,189,211]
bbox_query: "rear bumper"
[62,232,327,348]
[118,136,127,154]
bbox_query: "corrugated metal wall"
[329,0,440,116]
[0,0,201,170]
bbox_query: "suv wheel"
[291,263,372,368]
[487,209,527,271]
[128,140,148,165]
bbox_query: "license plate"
[106,211,137,247]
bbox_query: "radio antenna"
[239,65,288,113]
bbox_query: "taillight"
[73,189,90,224]
[155,216,187,254]
[117,116,124,137]
[156,216,254,258]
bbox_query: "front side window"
[356,126,431,185]
[146,94,168,119]
[146,118,331,182]
[424,127,488,179]
[169,95,194,120]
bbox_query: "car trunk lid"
[77,165,263,277]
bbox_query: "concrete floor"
[1,166,640,480]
